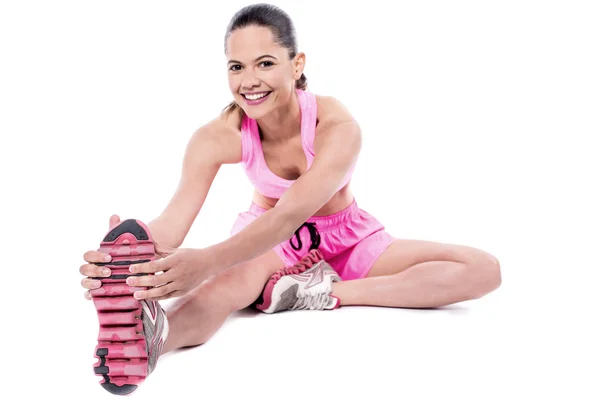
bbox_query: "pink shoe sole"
[254,249,324,312]
[90,219,156,395]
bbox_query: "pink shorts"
[230,200,395,280]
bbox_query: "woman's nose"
[241,69,261,89]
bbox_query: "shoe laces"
[269,249,324,281]
[291,291,332,311]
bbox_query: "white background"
[1,0,599,399]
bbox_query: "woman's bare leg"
[331,239,501,308]
[160,250,284,354]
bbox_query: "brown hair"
[222,3,308,116]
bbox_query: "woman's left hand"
[127,247,214,301]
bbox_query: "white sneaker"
[255,249,342,314]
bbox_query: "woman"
[79,3,501,395]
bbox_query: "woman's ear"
[293,52,306,79]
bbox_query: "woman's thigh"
[366,239,495,278]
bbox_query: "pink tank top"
[240,89,354,199]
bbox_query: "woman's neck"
[256,90,301,143]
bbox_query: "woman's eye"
[260,61,274,67]
[229,65,242,71]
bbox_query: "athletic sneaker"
[90,219,169,395]
[255,249,342,313]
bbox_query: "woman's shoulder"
[214,106,244,135]
[186,110,244,165]
[314,93,358,127]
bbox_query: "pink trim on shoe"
[255,249,324,311]
[330,296,341,310]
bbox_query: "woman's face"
[226,25,304,120]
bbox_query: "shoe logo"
[305,261,326,289]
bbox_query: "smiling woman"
[222,4,308,117]
[79,3,501,395]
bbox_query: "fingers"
[83,250,112,264]
[150,291,183,301]
[126,271,170,288]
[130,259,167,275]
[133,282,177,300]
[82,214,120,302]
[81,277,103,291]
[80,250,112,293]
[79,263,112,279]
[109,214,121,229]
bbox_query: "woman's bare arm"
[148,114,242,249]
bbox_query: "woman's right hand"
[80,215,174,300]
[80,215,120,300]
[80,250,113,300]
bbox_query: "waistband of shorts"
[248,199,358,230]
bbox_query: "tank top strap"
[298,89,318,167]
[240,113,257,165]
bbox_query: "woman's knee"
[188,272,238,313]
[192,252,284,312]
[463,248,502,298]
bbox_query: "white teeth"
[244,92,269,100]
